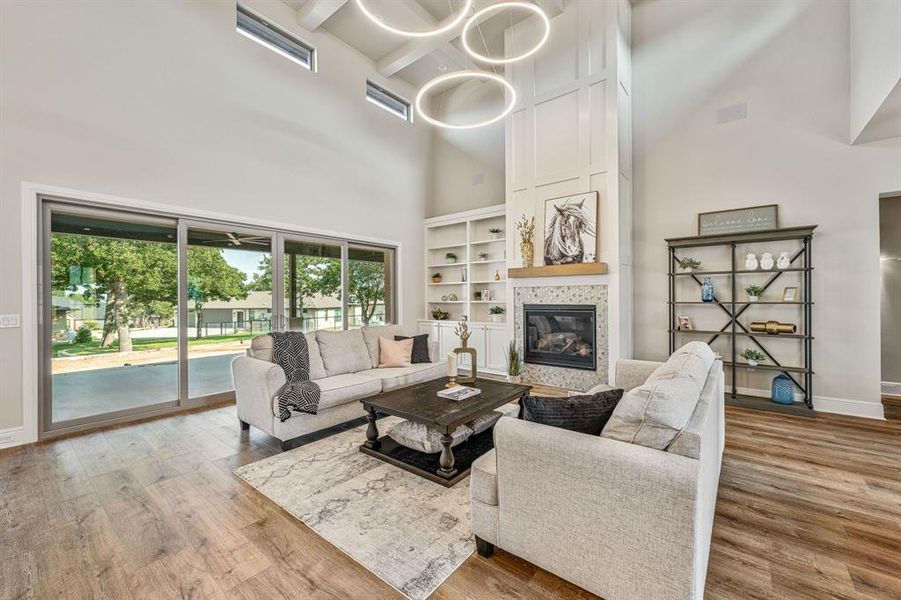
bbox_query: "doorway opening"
[880,192,901,400]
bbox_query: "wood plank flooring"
[1,395,899,599]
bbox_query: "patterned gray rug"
[234,417,474,600]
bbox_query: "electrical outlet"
[0,314,20,328]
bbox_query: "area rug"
[233,417,474,600]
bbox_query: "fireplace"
[523,304,596,371]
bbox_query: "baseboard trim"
[0,427,26,450]
[733,386,885,420]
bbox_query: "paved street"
[51,354,241,422]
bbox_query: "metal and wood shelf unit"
[665,226,817,416]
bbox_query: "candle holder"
[445,375,458,388]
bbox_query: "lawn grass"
[53,332,258,357]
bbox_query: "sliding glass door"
[184,224,274,401]
[40,199,397,436]
[44,205,180,429]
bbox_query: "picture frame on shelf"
[782,286,799,302]
[678,316,693,331]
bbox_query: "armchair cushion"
[471,449,498,505]
[316,329,372,376]
[521,390,624,435]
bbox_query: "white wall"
[429,132,505,217]
[504,0,633,380]
[633,0,901,419]
[0,0,432,434]
[850,0,901,143]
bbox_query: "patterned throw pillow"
[395,334,431,364]
[520,390,625,435]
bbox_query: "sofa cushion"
[248,333,326,380]
[387,420,472,454]
[361,324,404,368]
[470,449,498,505]
[467,410,503,435]
[355,362,446,391]
[379,337,413,368]
[271,373,380,416]
[520,390,624,435]
[394,334,431,364]
[646,341,715,391]
[316,329,372,376]
[600,379,700,449]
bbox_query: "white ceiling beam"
[296,0,348,31]
[534,0,563,18]
[376,4,473,77]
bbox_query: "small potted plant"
[489,305,505,323]
[488,227,503,239]
[506,341,523,383]
[431,308,449,320]
[432,272,442,283]
[445,252,457,264]
[478,251,489,261]
[677,257,701,273]
[745,284,764,302]
[741,348,766,367]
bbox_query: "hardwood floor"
[1,396,899,599]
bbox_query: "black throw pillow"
[520,389,624,435]
[395,334,430,364]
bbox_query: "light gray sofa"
[232,325,444,450]
[470,344,725,600]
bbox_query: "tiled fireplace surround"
[514,284,609,391]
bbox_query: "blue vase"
[701,277,715,302]
[771,374,794,405]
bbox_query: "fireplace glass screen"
[523,304,596,370]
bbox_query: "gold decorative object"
[454,317,472,347]
[749,321,797,335]
[516,214,535,269]
[452,317,478,383]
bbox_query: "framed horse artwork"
[542,191,598,265]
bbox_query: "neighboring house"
[193,291,385,331]
[50,295,107,338]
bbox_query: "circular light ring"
[354,0,474,38]
[461,2,550,65]
[415,70,516,130]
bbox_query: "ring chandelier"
[354,0,474,38]
[461,2,550,65]
[415,70,516,130]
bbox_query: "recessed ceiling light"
[355,0,473,38]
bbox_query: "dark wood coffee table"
[359,377,532,486]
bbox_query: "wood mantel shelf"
[508,263,608,278]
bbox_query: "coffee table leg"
[364,408,380,449]
[438,434,457,478]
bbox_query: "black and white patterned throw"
[270,331,321,422]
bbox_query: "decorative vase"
[491,231,502,240]
[776,251,791,269]
[701,277,715,302]
[506,374,521,384]
[747,359,759,367]
[432,276,442,283]
[745,253,758,270]
[446,257,456,264]
[494,270,501,281]
[520,239,534,268]
[750,320,797,335]
[771,374,794,405]
[748,295,759,302]
[760,252,774,270]
[491,314,503,323]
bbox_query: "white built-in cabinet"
[421,204,511,375]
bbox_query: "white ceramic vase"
[776,251,791,269]
[506,374,521,383]
[490,314,503,323]
[748,295,759,302]
[745,253,758,270]
[760,252,775,270]
[747,359,758,367]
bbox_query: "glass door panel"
[186,226,272,399]
[47,208,179,427]
[348,244,395,328]
[282,238,343,332]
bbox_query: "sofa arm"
[614,358,662,391]
[491,417,700,600]
[232,356,286,434]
